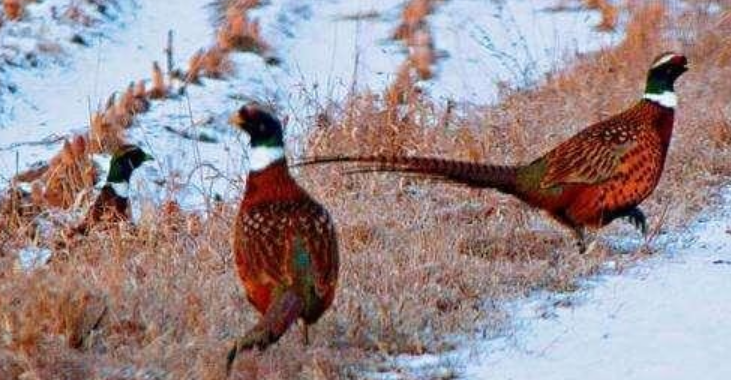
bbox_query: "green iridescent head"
[106,144,153,183]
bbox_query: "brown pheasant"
[227,104,339,373]
[297,52,689,252]
[68,144,152,235]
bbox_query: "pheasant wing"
[539,120,637,189]
[290,200,339,299]
[243,200,337,297]
[239,203,289,286]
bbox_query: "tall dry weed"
[3,0,24,21]
[3,1,731,378]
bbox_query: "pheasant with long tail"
[296,52,689,252]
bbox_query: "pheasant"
[69,144,152,235]
[227,104,339,373]
[296,52,689,252]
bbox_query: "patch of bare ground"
[1,1,731,379]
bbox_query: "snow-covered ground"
[1,0,619,205]
[13,1,731,379]
[388,191,731,379]
[467,204,731,380]
[426,0,619,103]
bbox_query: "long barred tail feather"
[294,155,519,194]
[226,290,304,374]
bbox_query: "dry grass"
[392,0,433,41]
[392,0,438,81]
[2,0,24,21]
[4,135,99,217]
[209,0,276,64]
[2,1,731,379]
[216,7,269,54]
[196,46,236,80]
[148,61,168,100]
[183,0,273,83]
[584,0,618,31]
[39,136,99,210]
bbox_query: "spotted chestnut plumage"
[227,104,339,373]
[297,52,689,252]
[69,144,152,235]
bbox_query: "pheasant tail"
[226,290,304,372]
[297,155,519,194]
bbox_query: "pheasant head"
[230,103,285,172]
[643,52,689,108]
[106,144,153,185]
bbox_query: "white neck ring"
[643,91,677,108]
[250,146,285,172]
[108,181,130,198]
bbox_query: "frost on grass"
[1,1,731,379]
[17,246,52,271]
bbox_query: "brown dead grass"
[584,0,619,31]
[393,0,438,81]
[198,46,236,80]
[2,1,731,379]
[216,7,269,54]
[148,61,168,100]
[209,0,275,64]
[3,0,23,21]
[40,136,98,209]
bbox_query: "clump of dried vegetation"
[583,0,619,31]
[392,0,438,80]
[2,1,731,379]
[216,3,268,54]
[2,0,25,21]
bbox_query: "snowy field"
[4,0,729,379]
[0,0,619,208]
[387,189,731,379]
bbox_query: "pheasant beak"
[143,152,154,162]
[229,112,244,128]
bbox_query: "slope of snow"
[0,0,135,123]
[0,0,211,182]
[1,0,616,210]
[390,191,731,379]
[467,207,731,380]
[250,0,406,107]
[427,0,620,103]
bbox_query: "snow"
[17,246,52,271]
[1,0,619,209]
[0,0,212,183]
[427,0,620,103]
[2,1,729,379]
[250,0,406,105]
[468,201,731,380]
[387,191,731,379]
[16,2,730,378]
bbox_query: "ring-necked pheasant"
[68,144,152,235]
[296,52,689,252]
[227,104,339,373]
